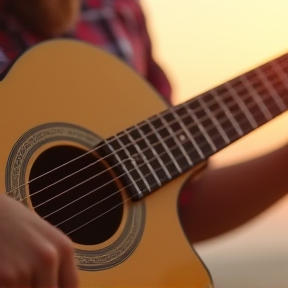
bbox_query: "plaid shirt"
[0,0,172,101]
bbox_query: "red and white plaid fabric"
[0,0,172,101]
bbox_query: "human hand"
[0,194,79,288]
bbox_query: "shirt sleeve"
[127,0,173,103]
[140,4,172,103]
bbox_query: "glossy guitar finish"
[0,40,212,288]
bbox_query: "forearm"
[179,144,288,243]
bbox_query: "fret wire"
[159,96,280,175]
[148,95,280,165]
[145,119,182,174]
[146,95,280,175]
[198,96,230,145]
[104,139,143,197]
[224,81,258,129]
[269,59,288,104]
[260,60,284,80]
[264,68,286,91]
[210,88,244,137]
[123,130,161,187]
[273,54,288,78]
[105,55,288,197]
[114,134,151,193]
[110,68,287,194]
[157,113,193,166]
[134,123,172,180]
[157,88,283,162]
[114,57,288,186]
[253,64,285,116]
[224,81,268,128]
[249,61,286,90]
[255,66,287,112]
[171,107,205,160]
[11,54,288,206]
[239,74,273,120]
[248,71,279,97]
[57,88,287,208]
[114,94,282,200]
[163,109,200,164]
[187,99,217,153]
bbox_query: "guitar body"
[0,40,212,287]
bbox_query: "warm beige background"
[141,1,288,287]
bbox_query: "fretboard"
[102,53,288,200]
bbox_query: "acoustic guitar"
[0,40,287,287]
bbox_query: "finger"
[0,266,17,288]
[32,243,59,288]
[31,220,78,287]
[58,240,79,288]
[16,263,32,288]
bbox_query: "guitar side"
[0,40,212,287]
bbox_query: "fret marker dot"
[131,154,141,162]
[179,135,186,142]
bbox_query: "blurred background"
[141,1,288,287]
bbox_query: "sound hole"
[29,145,123,245]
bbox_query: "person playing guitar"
[0,0,287,287]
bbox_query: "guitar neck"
[102,53,288,200]
[177,52,288,154]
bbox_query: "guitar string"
[5,82,242,198]
[61,93,284,236]
[5,81,241,196]
[43,100,264,225]
[5,57,288,197]
[8,64,287,202]
[19,89,249,205]
[42,97,282,224]
[17,83,284,207]
[5,70,288,233]
[12,91,288,216]
[41,100,254,219]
